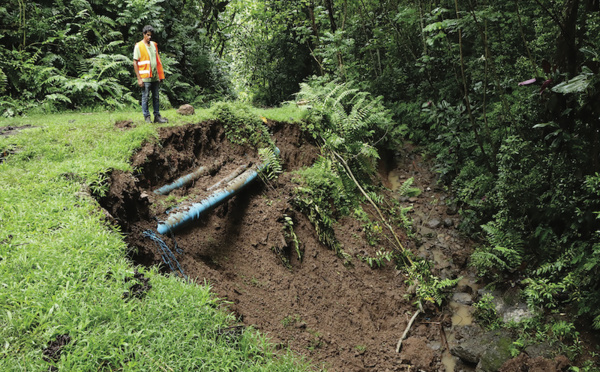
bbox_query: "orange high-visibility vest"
[136,41,165,80]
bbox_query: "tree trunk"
[325,0,337,33]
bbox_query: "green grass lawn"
[0,108,310,371]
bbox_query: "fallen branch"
[331,149,413,266]
[396,307,422,353]
[439,322,450,352]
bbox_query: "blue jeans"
[141,81,160,118]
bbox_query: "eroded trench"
[98,120,477,371]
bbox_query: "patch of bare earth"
[98,120,510,371]
[0,124,35,137]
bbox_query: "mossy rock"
[477,333,513,372]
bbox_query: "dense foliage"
[242,0,600,331]
[0,0,235,115]
[3,0,600,331]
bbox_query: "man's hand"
[137,77,144,87]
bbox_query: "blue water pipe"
[157,148,279,234]
[153,159,223,195]
[207,163,250,192]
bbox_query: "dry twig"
[396,307,421,353]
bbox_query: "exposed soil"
[43,333,71,371]
[1,125,36,164]
[500,354,571,372]
[97,120,580,371]
[122,269,152,300]
[114,120,135,130]
[0,124,35,137]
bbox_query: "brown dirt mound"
[500,353,570,372]
[99,120,474,371]
[43,333,71,371]
[0,124,35,136]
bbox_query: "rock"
[524,341,566,359]
[452,292,474,305]
[454,324,484,341]
[452,340,483,364]
[177,104,195,115]
[427,341,442,351]
[443,218,454,227]
[446,203,459,215]
[418,226,437,239]
[427,218,442,228]
[477,288,534,324]
[477,334,513,371]
[457,284,474,295]
[451,329,514,367]
[502,303,534,323]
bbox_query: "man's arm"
[133,59,143,87]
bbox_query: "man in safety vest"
[133,25,168,123]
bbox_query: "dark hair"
[142,25,155,35]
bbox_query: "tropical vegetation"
[2,0,600,368]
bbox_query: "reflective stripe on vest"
[137,41,165,80]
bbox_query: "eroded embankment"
[98,120,482,371]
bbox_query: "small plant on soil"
[154,194,191,214]
[359,249,394,268]
[88,171,110,198]
[473,292,501,329]
[282,214,302,262]
[281,314,302,328]
[307,329,323,350]
[405,260,461,306]
[397,177,421,198]
[258,147,282,182]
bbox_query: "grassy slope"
[0,108,309,371]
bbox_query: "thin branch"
[532,0,570,42]
[439,322,450,352]
[516,0,538,73]
[396,301,424,353]
[454,0,492,172]
[331,149,413,266]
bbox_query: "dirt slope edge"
[100,120,470,371]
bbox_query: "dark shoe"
[154,115,168,123]
[145,116,152,123]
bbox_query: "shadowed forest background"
[2,0,600,357]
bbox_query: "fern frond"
[45,93,72,104]
[397,177,417,197]
[0,68,8,94]
[594,314,600,330]
[258,147,282,181]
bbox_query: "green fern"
[472,221,524,278]
[45,93,72,104]
[397,177,421,197]
[258,147,282,181]
[295,79,396,177]
[0,67,7,94]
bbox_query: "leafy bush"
[292,156,351,254]
[295,78,406,162]
[406,260,461,306]
[471,221,524,279]
[474,293,501,329]
[211,101,274,149]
